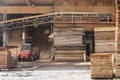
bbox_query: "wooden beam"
[0,6,52,14]
[55,7,115,13]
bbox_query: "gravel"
[0,70,91,80]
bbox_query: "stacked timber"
[54,27,86,61]
[94,27,115,53]
[91,53,114,79]
[0,46,18,69]
[115,11,120,78]
[54,27,83,46]
[116,53,120,77]
[54,50,86,62]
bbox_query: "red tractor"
[18,43,39,61]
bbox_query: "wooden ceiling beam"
[0,6,52,14]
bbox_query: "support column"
[2,11,7,46]
[22,28,26,44]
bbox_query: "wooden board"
[94,27,115,32]
[55,50,85,54]
[54,50,86,62]
[94,31,115,40]
[95,44,115,53]
[90,53,113,79]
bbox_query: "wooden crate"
[54,50,86,62]
[90,53,114,79]
[0,47,18,69]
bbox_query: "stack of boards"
[0,47,18,69]
[91,53,114,79]
[94,27,115,53]
[54,27,86,61]
[116,28,120,77]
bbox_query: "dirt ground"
[0,60,91,80]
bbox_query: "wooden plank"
[0,6,52,14]
[54,56,85,62]
[90,53,113,62]
[55,50,85,54]
[95,44,115,53]
[94,27,115,32]
[91,61,113,68]
[55,7,115,13]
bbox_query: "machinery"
[18,37,39,61]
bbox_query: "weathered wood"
[116,66,120,77]
[0,6,52,14]
[54,50,86,62]
[0,47,18,69]
[90,53,114,79]
[95,44,115,53]
[55,50,85,54]
[94,27,115,53]
[55,7,115,13]
[54,27,84,46]
[54,56,85,62]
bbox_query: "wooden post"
[22,28,26,44]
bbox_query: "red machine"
[18,38,39,61]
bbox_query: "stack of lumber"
[54,50,86,62]
[54,26,86,61]
[115,13,120,78]
[91,53,114,79]
[116,53,120,77]
[54,27,84,46]
[0,47,18,69]
[94,27,115,53]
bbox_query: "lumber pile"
[115,11,120,78]
[54,26,86,61]
[91,53,114,79]
[94,27,115,53]
[54,27,84,46]
[0,46,18,69]
[116,53,120,77]
[54,50,86,62]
